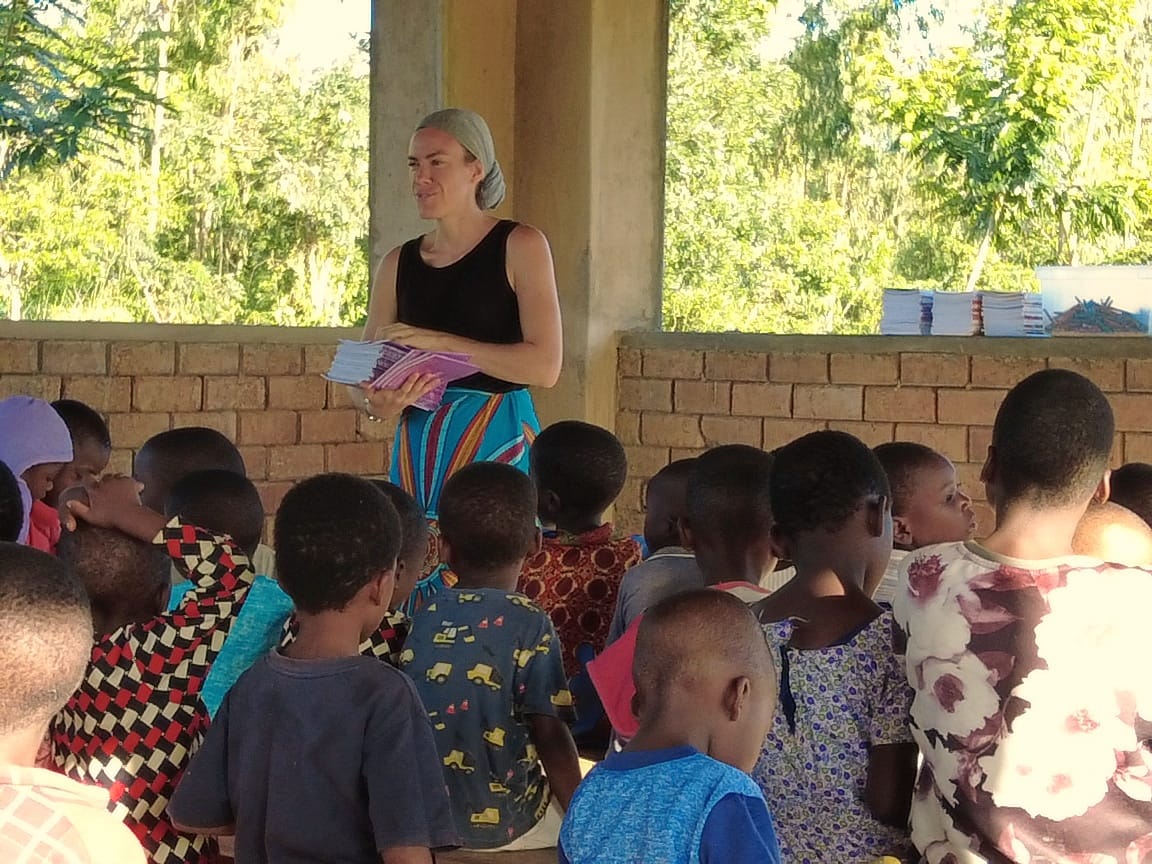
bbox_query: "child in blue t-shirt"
[560,589,781,864]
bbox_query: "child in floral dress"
[753,430,917,863]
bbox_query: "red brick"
[864,387,936,423]
[300,410,358,443]
[968,427,993,464]
[793,385,862,421]
[616,412,641,446]
[238,411,298,446]
[106,448,134,476]
[1109,394,1152,432]
[61,376,131,413]
[830,353,899,385]
[701,415,762,447]
[257,481,295,515]
[171,411,237,441]
[617,347,643,378]
[731,383,792,418]
[769,353,828,383]
[900,353,970,387]
[110,341,174,375]
[133,376,202,412]
[107,412,171,448]
[178,343,240,375]
[267,376,329,410]
[357,410,394,443]
[1127,360,1152,392]
[1124,433,1152,463]
[268,444,325,480]
[674,381,730,415]
[971,356,1047,389]
[670,447,706,461]
[953,462,988,503]
[829,421,894,448]
[241,344,303,376]
[42,341,106,374]
[640,413,703,448]
[761,418,827,448]
[204,376,266,412]
[937,390,1007,426]
[239,446,268,480]
[624,446,673,477]
[643,349,703,380]
[304,344,338,375]
[893,424,969,462]
[328,381,360,410]
[1111,435,1125,468]
[325,442,387,475]
[0,375,61,401]
[705,352,767,381]
[618,477,646,515]
[618,378,672,412]
[0,341,37,373]
[1046,357,1125,392]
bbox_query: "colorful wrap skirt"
[389,386,540,518]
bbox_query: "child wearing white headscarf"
[0,396,74,549]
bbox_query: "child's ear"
[529,527,543,557]
[539,488,562,522]
[1095,469,1112,504]
[723,675,752,721]
[679,518,696,551]
[768,524,792,563]
[979,445,997,487]
[892,513,915,548]
[368,563,397,607]
[866,495,890,539]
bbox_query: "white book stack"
[981,291,1047,337]
[931,291,982,336]
[880,289,932,335]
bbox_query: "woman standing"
[356,108,563,519]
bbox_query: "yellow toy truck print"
[488,781,511,794]
[398,648,414,665]
[512,648,534,668]
[443,750,475,774]
[482,727,506,748]
[466,663,504,691]
[432,625,475,647]
[551,690,574,708]
[470,808,501,827]
[457,592,483,603]
[426,662,453,684]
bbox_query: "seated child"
[638,457,696,557]
[48,398,113,503]
[1108,461,1152,528]
[51,475,256,864]
[165,469,292,716]
[0,461,23,542]
[1073,500,1152,566]
[519,420,643,677]
[560,589,781,864]
[370,479,435,616]
[873,441,977,604]
[0,396,73,550]
[401,462,581,852]
[754,430,916,863]
[0,543,145,863]
[170,473,458,863]
[134,426,276,577]
[893,370,1152,863]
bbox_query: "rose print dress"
[894,541,1152,863]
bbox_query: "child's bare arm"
[380,847,433,864]
[527,713,581,811]
[866,742,918,828]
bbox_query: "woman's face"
[408,127,483,219]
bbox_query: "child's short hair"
[371,480,429,569]
[439,462,538,571]
[135,427,246,510]
[0,461,23,542]
[685,445,773,544]
[51,399,112,450]
[873,442,943,516]
[275,473,401,614]
[165,469,265,555]
[771,431,890,538]
[57,524,170,626]
[992,369,1114,507]
[0,543,92,735]
[530,420,627,517]
[1108,463,1152,528]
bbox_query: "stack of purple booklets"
[324,340,480,411]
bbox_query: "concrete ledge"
[618,330,1152,360]
[0,321,359,344]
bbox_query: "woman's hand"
[375,323,450,351]
[359,374,443,420]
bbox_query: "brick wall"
[615,332,1152,535]
[0,323,384,539]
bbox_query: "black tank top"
[395,219,523,393]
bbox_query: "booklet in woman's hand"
[324,340,480,411]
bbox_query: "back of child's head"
[275,473,401,614]
[771,430,890,542]
[633,588,775,770]
[1072,501,1152,566]
[134,427,246,512]
[0,461,24,543]
[873,443,942,517]
[0,543,92,736]
[874,441,974,550]
[370,480,430,601]
[56,522,169,635]
[1108,462,1152,529]
[164,469,265,556]
[49,399,112,501]
[0,396,74,503]
[530,420,627,524]
[643,458,696,552]
[439,462,538,577]
[683,445,774,578]
[990,369,1113,509]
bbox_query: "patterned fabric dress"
[49,520,254,864]
[752,613,914,863]
[893,541,1152,863]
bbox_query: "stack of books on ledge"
[879,289,933,335]
[981,291,1046,337]
[324,340,479,411]
[931,291,983,336]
